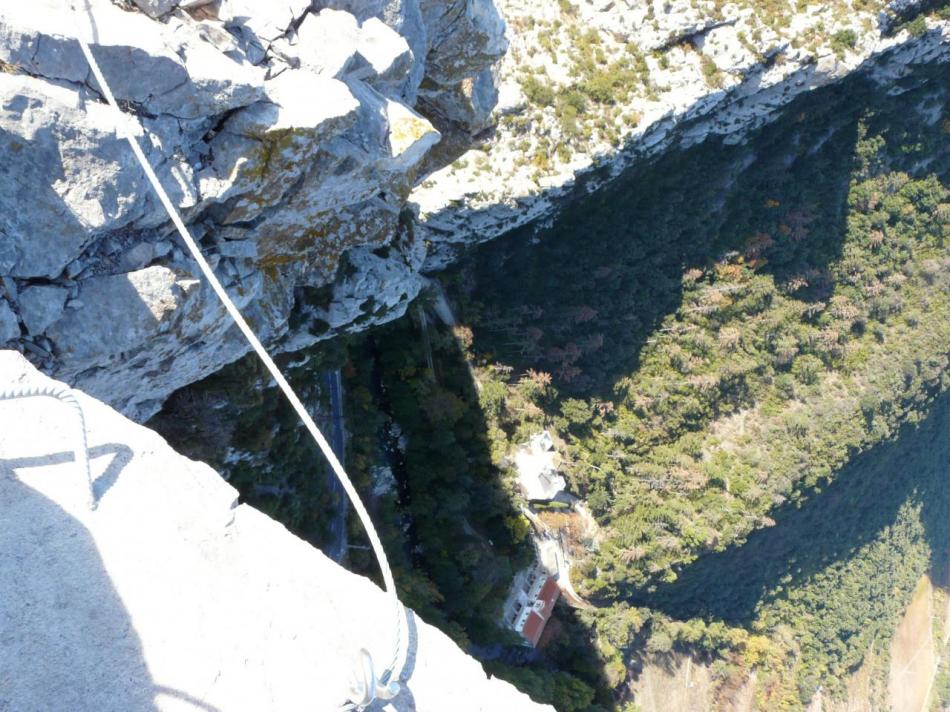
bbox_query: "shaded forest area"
[444,57,950,706]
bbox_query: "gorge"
[2,0,950,710]
[154,32,950,712]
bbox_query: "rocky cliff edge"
[0,350,551,711]
[0,0,505,419]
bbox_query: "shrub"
[904,16,928,37]
[830,29,858,58]
[791,354,824,385]
[521,74,556,107]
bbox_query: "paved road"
[323,369,347,562]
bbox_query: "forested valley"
[154,57,950,711]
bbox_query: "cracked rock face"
[0,0,506,420]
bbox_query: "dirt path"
[526,506,593,609]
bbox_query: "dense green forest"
[464,68,950,598]
[154,55,950,711]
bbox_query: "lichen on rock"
[0,0,506,419]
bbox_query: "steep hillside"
[154,48,950,711]
[412,0,950,265]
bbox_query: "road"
[323,369,348,562]
[523,506,592,609]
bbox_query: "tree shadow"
[639,386,950,623]
[149,345,349,552]
[346,316,534,637]
[450,49,950,419]
[453,66,873,405]
[346,309,626,709]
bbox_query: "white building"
[514,431,566,501]
[501,565,561,647]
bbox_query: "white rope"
[0,383,95,511]
[74,16,404,709]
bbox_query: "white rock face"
[0,351,552,711]
[0,0,506,419]
[296,9,361,78]
[17,285,69,335]
[411,1,950,268]
[354,17,415,88]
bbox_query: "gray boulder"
[0,300,20,342]
[0,0,506,419]
[199,71,361,225]
[46,265,199,367]
[297,10,362,78]
[18,285,68,335]
[351,17,414,94]
[218,0,312,64]
[131,0,181,19]
[419,0,508,86]
[0,0,266,119]
[0,72,195,279]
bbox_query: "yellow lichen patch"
[254,202,397,288]
[387,102,437,158]
[221,129,315,224]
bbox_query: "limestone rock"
[424,65,499,132]
[352,17,414,90]
[217,0,312,63]
[321,239,426,331]
[216,240,258,259]
[0,352,553,712]
[0,73,145,279]
[0,0,266,119]
[131,0,181,19]
[0,300,20,342]
[296,9,361,78]
[697,23,760,75]
[117,243,159,273]
[45,264,202,367]
[200,72,361,224]
[410,1,950,268]
[18,286,69,336]
[319,0,429,100]
[420,0,508,86]
[43,261,260,419]
[0,0,505,418]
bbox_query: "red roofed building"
[505,567,561,647]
